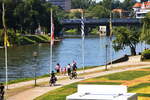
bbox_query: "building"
[133,1,150,18]
[69,9,84,13]
[141,0,148,3]
[112,8,129,18]
[47,0,71,10]
[99,26,106,36]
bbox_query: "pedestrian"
[49,71,57,86]
[0,83,4,100]
[67,64,71,76]
[55,63,61,73]
[72,60,77,71]
[63,67,67,75]
[60,67,63,75]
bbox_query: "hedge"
[141,49,150,60]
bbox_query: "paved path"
[7,56,150,100]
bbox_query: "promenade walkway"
[7,55,150,100]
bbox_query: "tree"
[113,26,140,55]
[0,0,63,36]
[85,4,110,18]
[102,0,114,10]
[141,13,150,44]
[71,0,95,9]
[121,0,136,11]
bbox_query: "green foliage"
[91,27,99,34]
[20,36,36,45]
[66,11,82,19]
[25,35,48,43]
[71,0,95,9]
[141,13,150,44]
[121,0,136,11]
[65,29,78,35]
[0,0,63,36]
[113,26,140,55]
[85,5,110,18]
[141,49,150,60]
[39,35,50,41]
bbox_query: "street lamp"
[105,44,108,70]
[33,51,38,86]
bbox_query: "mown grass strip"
[34,68,150,100]
[35,82,121,100]
[92,71,150,81]
[138,93,150,97]
[128,83,150,92]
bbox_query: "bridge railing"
[61,18,141,24]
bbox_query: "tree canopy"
[0,0,63,36]
[85,5,110,19]
[71,0,95,9]
[113,26,140,55]
[141,13,150,44]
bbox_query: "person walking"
[55,63,61,73]
[72,60,77,71]
[0,83,4,100]
[67,64,71,76]
[63,67,67,75]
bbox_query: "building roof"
[133,2,142,8]
[69,9,84,13]
[145,1,150,6]
[133,1,150,8]
[112,9,125,13]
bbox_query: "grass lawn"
[85,71,150,81]
[35,82,121,100]
[128,83,150,99]
[35,69,150,100]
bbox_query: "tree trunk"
[130,47,136,56]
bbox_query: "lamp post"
[33,51,37,86]
[105,44,108,70]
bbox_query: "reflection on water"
[0,37,149,82]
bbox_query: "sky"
[95,0,140,3]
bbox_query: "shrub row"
[141,49,150,60]
[0,33,50,46]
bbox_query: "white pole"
[109,37,113,68]
[2,2,8,90]
[81,11,85,72]
[109,12,113,67]
[50,9,53,74]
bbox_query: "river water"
[0,37,149,82]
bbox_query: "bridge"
[61,18,142,35]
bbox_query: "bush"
[91,27,99,34]
[141,49,150,60]
[65,29,78,35]
[39,35,50,41]
[20,36,36,45]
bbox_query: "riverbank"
[0,34,50,46]
[6,55,150,100]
